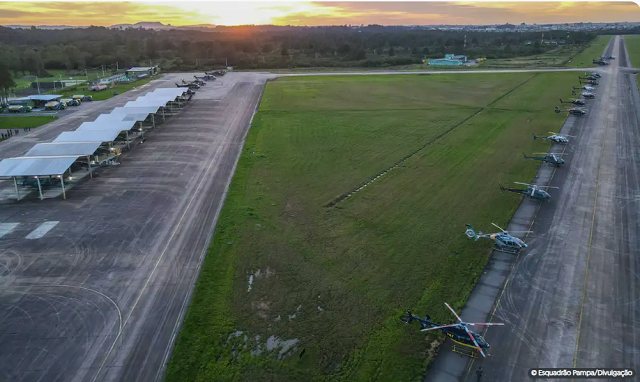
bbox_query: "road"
[0,72,268,382]
[423,35,640,382]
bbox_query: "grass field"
[11,69,104,91]
[479,45,584,69]
[623,35,640,88]
[0,116,58,130]
[566,35,613,67]
[165,72,577,382]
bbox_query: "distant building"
[427,54,467,66]
[125,66,159,78]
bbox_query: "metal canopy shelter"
[23,142,102,180]
[75,122,137,149]
[0,156,80,200]
[54,130,121,144]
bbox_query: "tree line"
[0,24,636,88]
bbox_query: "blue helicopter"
[524,152,566,166]
[465,223,530,251]
[533,132,574,144]
[401,303,504,358]
[500,182,558,201]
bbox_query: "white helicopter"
[533,132,575,145]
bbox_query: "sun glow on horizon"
[0,1,639,28]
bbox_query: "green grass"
[0,116,58,130]
[165,72,576,382]
[566,35,613,67]
[479,45,584,69]
[623,35,640,88]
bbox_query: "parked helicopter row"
[175,70,227,89]
[401,72,604,357]
[554,72,601,116]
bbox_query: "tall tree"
[0,63,16,106]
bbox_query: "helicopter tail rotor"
[465,224,479,240]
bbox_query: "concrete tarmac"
[425,35,640,382]
[0,72,269,382]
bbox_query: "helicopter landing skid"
[494,247,520,255]
[451,344,479,359]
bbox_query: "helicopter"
[573,85,595,92]
[581,92,595,99]
[581,74,599,81]
[524,152,566,166]
[586,72,602,78]
[533,131,574,144]
[559,98,586,106]
[555,106,586,116]
[579,78,599,86]
[401,303,504,358]
[499,182,558,201]
[465,222,530,251]
[593,58,609,66]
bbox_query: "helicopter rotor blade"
[421,324,460,332]
[491,223,507,233]
[504,230,533,234]
[464,326,486,358]
[444,302,463,323]
[536,186,559,189]
[465,323,505,327]
[514,182,531,186]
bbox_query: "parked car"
[61,98,80,106]
[7,105,32,113]
[73,94,92,102]
[44,101,66,110]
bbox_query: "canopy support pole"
[140,122,144,138]
[60,174,66,200]
[152,114,156,129]
[36,177,43,200]
[126,131,130,149]
[13,177,20,201]
[87,156,93,178]
[162,108,165,121]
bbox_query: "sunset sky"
[0,1,639,27]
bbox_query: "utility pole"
[102,65,105,78]
[225,57,228,67]
[116,62,119,71]
[36,76,41,95]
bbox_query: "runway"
[0,72,268,382]
[424,35,640,381]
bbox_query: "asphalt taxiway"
[0,72,269,382]
[426,35,640,382]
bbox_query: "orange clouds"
[0,1,639,27]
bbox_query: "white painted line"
[25,221,59,239]
[0,223,19,239]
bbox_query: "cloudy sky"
[1,1,639,27]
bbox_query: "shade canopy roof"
[115,105,161,114]
[29,95,63,101]
[77,120,137,132]
[124,99,169,108]
[94,114,126,123]
[149,88,186,97]
[24,142,102,157]
[0,156,79,177]
[54,130,122,143]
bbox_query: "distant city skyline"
[1,1,640,28]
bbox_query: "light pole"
[36,76,41,95]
